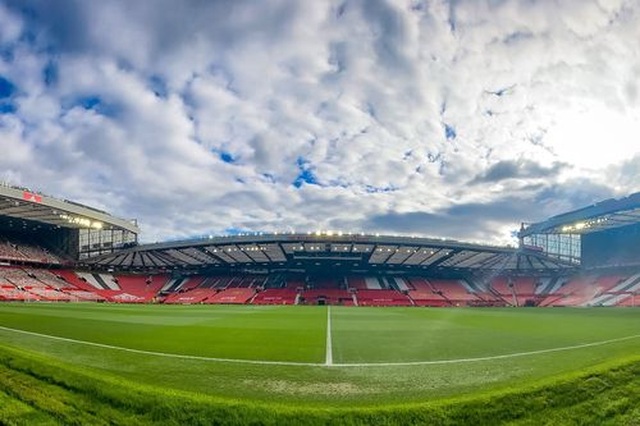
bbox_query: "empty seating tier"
[355,289,412,307]
[251,288,298,305]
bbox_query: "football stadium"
[1,183,640,425]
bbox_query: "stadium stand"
[540,276,598,307]
[487,276,546,306]
[0,237,61,264]
[301,288,353,305]
[511,277,537,306]
[205,288,256,304]
[617,292,640,307]
[585,273,640,306]
[250,275,301,305]
[429,279,481,306]
[0,266,102,301]
[24,268,70,288]
[3,264,640,307]
[0,284,31,301]
[404,277,447,306]
[46,271,168,303]
[3,221,640,308]
[164,276,205,293]
[5,185,640,310]
[251,288,298,305]
[355,289,412,307]
[55,269,102,292]
[489,276,517,304]
[163,287,217,304]
[346,277,368,290]
[112,274,167,302]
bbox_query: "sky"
[0,0,639,245]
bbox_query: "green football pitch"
[1,303,640,424]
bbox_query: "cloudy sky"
[0,0,639,244]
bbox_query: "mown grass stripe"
[2,324,639,369]
[331,334,640,367]
[0,325,323,367]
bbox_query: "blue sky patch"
[69,95,120,117]
[293,169,318,188]
[148,75,168,98]
[0,76,16,99]
[220,151,236,164]
[444,123,456,141]
[0,102,17,114]
[293,157,319,188]
[224,227,254,235]
[79,96,100,109]
[43,60,58,86]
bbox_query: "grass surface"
[0,303,639,424]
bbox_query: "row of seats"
[355,289,413,306]
[300,289,353,305]
[538,274,640,307]
[0,272,105,302]
[2,268,640,307]
[250,288,298,305]
[0,238,61,264]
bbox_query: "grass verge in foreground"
[0,345,639,425]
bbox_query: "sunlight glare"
[546,107,640,169]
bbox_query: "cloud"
[0,0,639,244]
[365,178,614,244]
[470,159,568,184]
[605,154,640,194]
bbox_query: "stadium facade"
[1,183,640,307]
[519,192,640,269]
[0,183,139,261]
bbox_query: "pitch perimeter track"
[1,325,639,368]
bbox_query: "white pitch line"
[325,305,333,366]
[0,324,639,369]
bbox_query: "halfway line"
[325,305,333,366]
[0,325,638,368]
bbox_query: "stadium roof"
[82,233,576,274]
[0,184,139,234]
[519,192,640,237]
